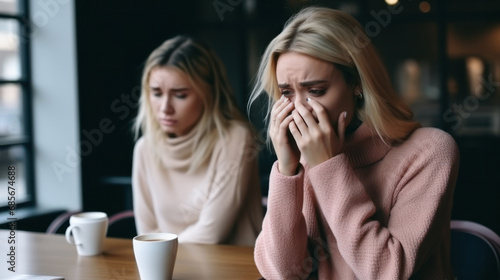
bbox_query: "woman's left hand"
[288,98,347,169]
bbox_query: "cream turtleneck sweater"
[255,123,460,279]
[132,121,263,246]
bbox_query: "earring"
[356,91,363,100]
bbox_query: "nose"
[293,93,313,112]
[160,95,174,114]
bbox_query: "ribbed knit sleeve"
[254,162,311,279]
[132,137,159,234]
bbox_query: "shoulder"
[394,127,459,163]
[407,127,458,153]
[213,120,257,160]
[225,120,255,143]
[228,120,253,136]
[133,136,146,152]
[133,136,149,159]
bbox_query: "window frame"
[0,0,35,210]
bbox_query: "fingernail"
[343,111,347,119]
[306,98,310,102]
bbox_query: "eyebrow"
[149,86,189,92]
[170,88,189,92]
[277,80,328,88]
[299,80,328,87]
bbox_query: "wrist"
[277,162,299,176]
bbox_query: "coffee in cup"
[133,233,178,280]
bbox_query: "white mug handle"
[65,225,82,245]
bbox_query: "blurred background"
[0,0,499,235]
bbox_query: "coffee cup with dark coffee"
[133,233,178,280]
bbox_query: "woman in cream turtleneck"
[132,36,262,246]
[248,7,460,279]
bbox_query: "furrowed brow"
[299,80,327,87]
[277,83,290,88]
[170,87,189,92]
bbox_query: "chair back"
[450,220,500,280]
[107,210,137,239]
[46,211,81,234]
[47,210,137,239]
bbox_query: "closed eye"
[175,93,187,99]
[151,91,162,97]
[279,89,293,97]
[309,89,326,96]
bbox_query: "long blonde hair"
[135,35,246,172]
[248,7,420,144]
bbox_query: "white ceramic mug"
[65,212,108,256]
[133,233,178,280]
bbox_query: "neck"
[341,123,391,168]
[345,115,362,135]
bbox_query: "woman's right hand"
[269,96,300,176]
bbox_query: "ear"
[353,84,364,109]
[351,84,361,101]
[354,84,362,95]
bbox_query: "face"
[276,52,358,130]
[148,67,204,138]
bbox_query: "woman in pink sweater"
[248,7,459,279]
[132,36,263,246]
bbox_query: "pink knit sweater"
[254,123,459,279]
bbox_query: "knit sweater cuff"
[267,161,305,214]
[308,153,351,180]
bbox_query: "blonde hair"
[248,7,420,144]
[135,35,246,173]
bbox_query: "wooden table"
[0,230,262,279]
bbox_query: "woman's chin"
[161,127,177,137]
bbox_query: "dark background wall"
[75,0,500,235]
